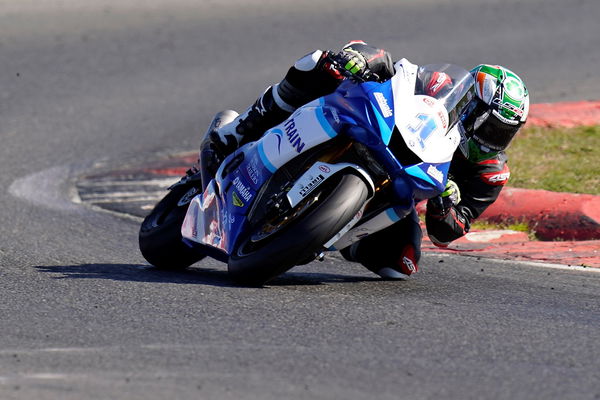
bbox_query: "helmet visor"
[472,112,521,151]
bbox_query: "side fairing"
[181,104,343,255]
[254,105,339,173]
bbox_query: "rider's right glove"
[327,47,379,83]
[427,179,461,218]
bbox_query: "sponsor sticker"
[374,92,393,118]
[246,158,260,185]
[330,108,341,124]
[232,176,252,202]
[422,97,435,107]
[482,172,510,185]
[299,174,325,197]
[493,98,524,118]
[402,256,417,273]
[427,165,444,183]
[284,119,306,153]
[481,165,510,185]
[319,165,331,173]
[232,192,244,207]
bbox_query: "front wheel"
[139,184,205,269]
[228,173,369,285]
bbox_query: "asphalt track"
[1,1,600,399]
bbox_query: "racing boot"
[340,209,422,280]
[210,86,291,159]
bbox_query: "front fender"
[286,161,375,208]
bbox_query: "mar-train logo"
[284,119,306,153]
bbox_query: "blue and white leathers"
[181,59,474,258]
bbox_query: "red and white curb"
[528,100,600,128]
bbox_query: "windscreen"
[415,64,476,129]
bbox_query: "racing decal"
[245,158,260,186]
[475,70,497,105]
[287,161,374,210]
[480,164,510,185]
[374,92,393,118]
[283,119,306,153]
[299,174,325,197]
[232,176,252,202]
[402,256,417,274]
[427,165,444,183]
[397,245,418,275]
[181,182,228,252]
[404,162,449,193]
[232,192,244,207]
[407,113,438,149]
[256,107,339,175]
[426,72,452,97]
[493,97,525,120]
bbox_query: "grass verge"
[506,125,600,195]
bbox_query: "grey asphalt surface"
[1,1,599,399]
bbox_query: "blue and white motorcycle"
[139,59,476,285]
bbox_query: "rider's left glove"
[427,179,461,218]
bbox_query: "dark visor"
[472,113,521,151]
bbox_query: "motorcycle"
[139,58,476,285]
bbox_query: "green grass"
[506,125,600,195]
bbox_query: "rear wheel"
[139,183,205,269]
[228,173,369,285]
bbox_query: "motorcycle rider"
[205,41,530,279]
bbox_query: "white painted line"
[86,204,144,222]
[88,196,164,204]
[78,178,178,187]
[79,191,165,201]
[430,252,600,273]
[487,257,600,273]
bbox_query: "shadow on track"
[34,263,237,288]
[33,263,380,288]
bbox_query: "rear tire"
[228,173,369,285]
[139,184,205,269]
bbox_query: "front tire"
[139,184,205,269]
[228,173,369,285]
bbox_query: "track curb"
[528,100,600,128]
[481,187,600,241]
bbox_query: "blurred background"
[2,0,598,174]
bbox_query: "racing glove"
[427,179,461,218]
[328,49,375,82]
[327,41,394,83]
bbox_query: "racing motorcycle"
[139,58,476,285]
